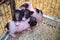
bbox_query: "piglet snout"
[15,22,20,26]
[22,17,27,21]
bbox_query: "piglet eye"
[31,11,34,13]
[30,11,34,15]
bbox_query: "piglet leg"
[22,27,32,34]
[26,27,33,33]
[9,32,16,38]
[36,23,39,26]
[27,27,31,31]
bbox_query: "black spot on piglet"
[28,16,37,26]
[35,8,43,15]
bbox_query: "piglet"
[27,5,43,26]
[31,8,43,26]
[22,2,43,26]
[19,2,43,26]
[5,18,31,38]
[23,2,43,22]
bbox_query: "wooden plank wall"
[15,0,60,18]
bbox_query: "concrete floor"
[7,17,60,40]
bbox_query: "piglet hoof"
[22,30,28,34]
[36,24,39,26]
[27,28,33,33]
[9,33,16,38]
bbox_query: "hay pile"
[8,17,60,40]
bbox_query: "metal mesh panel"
[0,0,60,39]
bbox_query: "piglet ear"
[39,10,43,15]
[20,3,29,8]
[31,11,34,13]
[14,9,21,13]
[5,22,9,30]
[35,8,43,15]
[35,8,40,13]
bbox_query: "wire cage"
[0,0,60,40]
